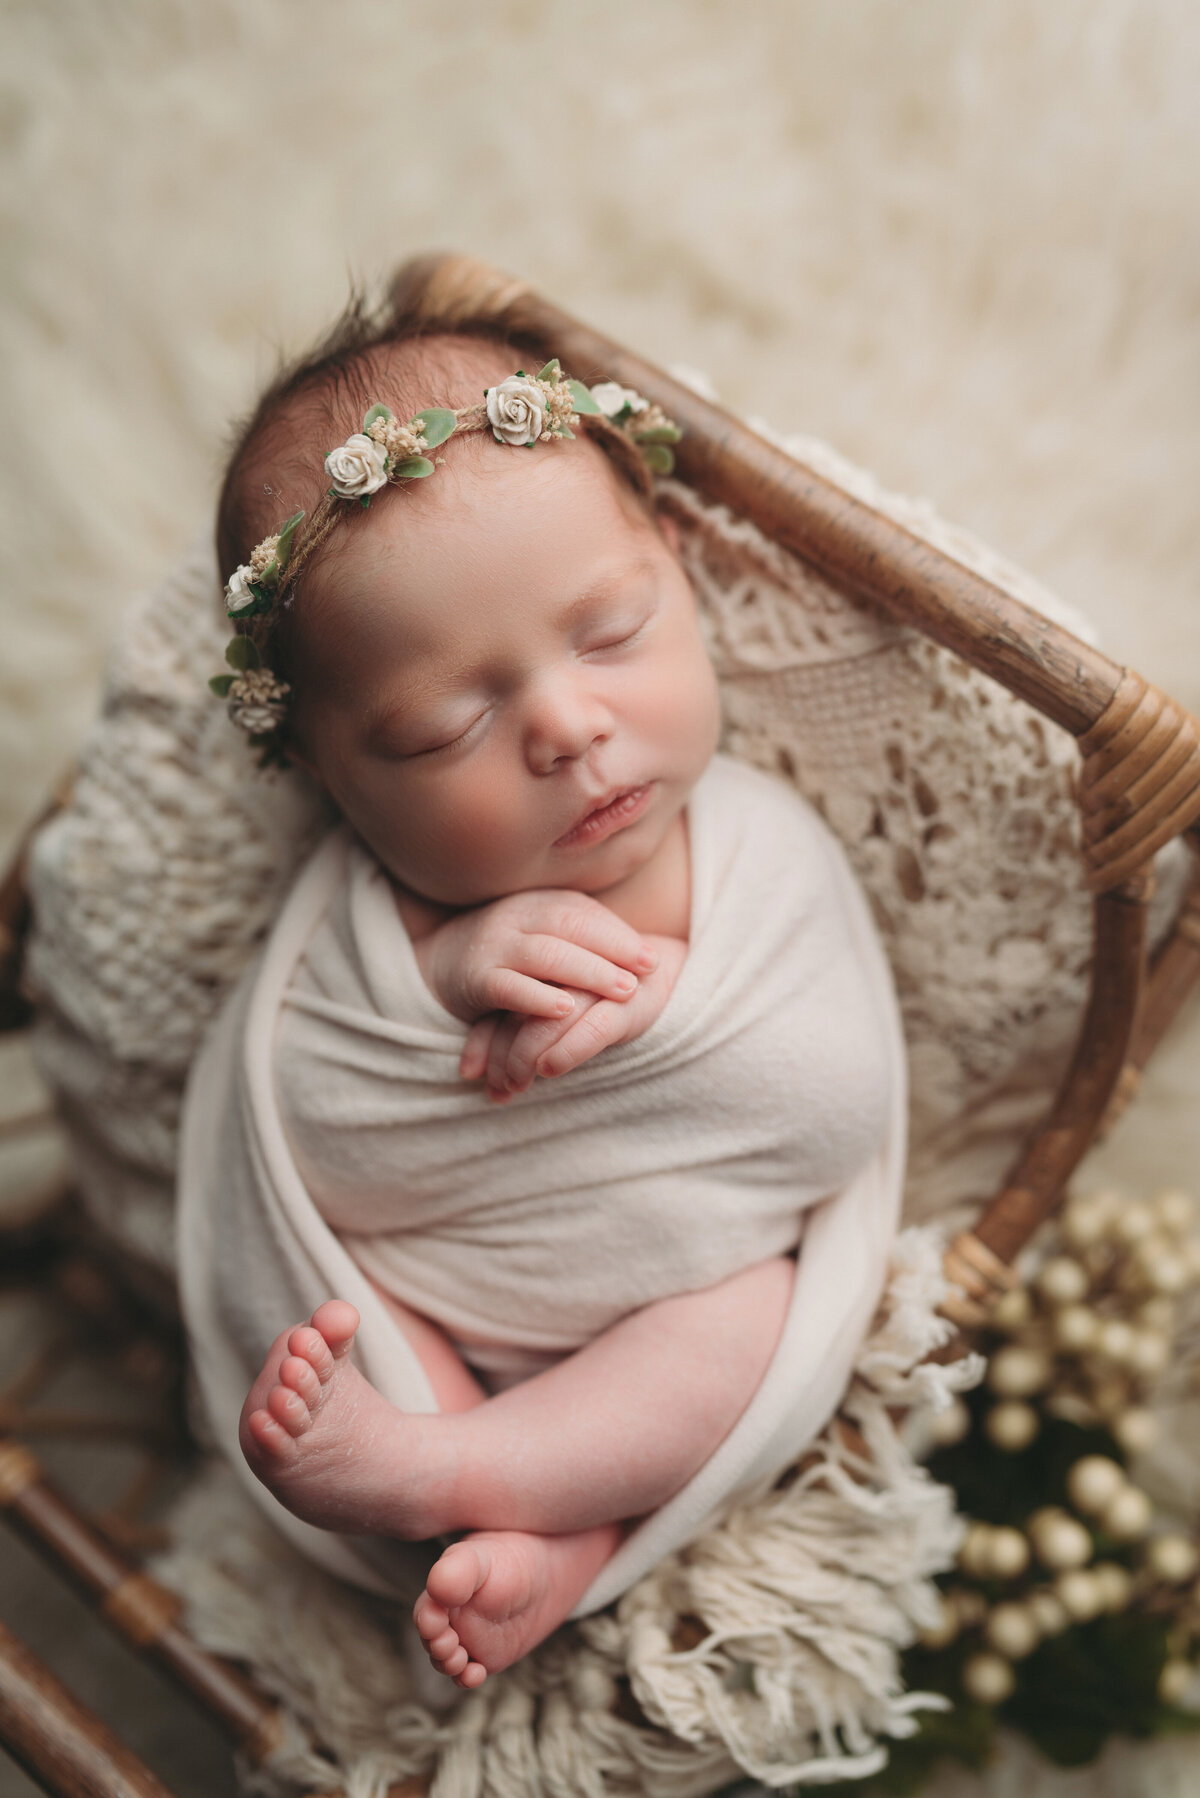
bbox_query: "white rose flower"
[485,376,547,446]
[325,433,389,500]
[225,565,258,614]
[589,381,648,419]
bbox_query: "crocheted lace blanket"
[26,422,1173,1267]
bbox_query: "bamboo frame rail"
[0,1440,430,1798]
[0,1440,287,1766]
[0,1618,179,1798]
[1107,851,1200,1126]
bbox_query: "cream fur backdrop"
[3,2,1200,1792]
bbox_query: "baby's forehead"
[332,420,651,578]
[307,447,661,671]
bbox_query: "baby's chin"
[384,831,661,912]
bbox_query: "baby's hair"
[216,272,654,713]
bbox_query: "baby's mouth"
[554,784,654,849]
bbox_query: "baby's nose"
[523,676,613,772]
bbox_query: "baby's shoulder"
[696,753,865,919]
[700,753,830,845]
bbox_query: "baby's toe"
[278,1355,322,1406]
[310,1299,359,1358]
[427,1541,490,1612]
[426,1627,460,1661]
[457,1662,488,1690]
[438,1644,469,1677]
[244,1408,299,1463]
[266,1383,312,1436]
[287,1324,334,1382]
[414,1595,449,1641]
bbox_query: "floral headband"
[210,361,681,747]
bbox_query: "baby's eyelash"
[409,709,490,758]
[584,617,650,654]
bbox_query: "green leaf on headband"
[225,635,261,672]
[274,509,305,572]
[637,424,682,445]
[536,358,561,383]
[363,403,392,430]
[414,408,457,448]
[641,444,675,475]
[568,380,603,416]
[208,674,235,697]
[393,456,435,479]
[557,425,575,439]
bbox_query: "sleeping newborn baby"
[177,316,905,1695]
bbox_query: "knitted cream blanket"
[177,754,907,1618]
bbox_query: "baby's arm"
[462,933,688,1099]
[412,890,658,1023]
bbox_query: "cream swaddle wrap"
[178,754,907,1616]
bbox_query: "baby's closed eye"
[579,613,651,656]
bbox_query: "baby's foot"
[238,1300,451,1539]
[413,1526,620,1688]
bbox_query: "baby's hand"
[414,889,658,1025]
[461,935,687,1099]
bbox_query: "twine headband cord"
[209,360,681,751]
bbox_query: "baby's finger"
[519,935,643,1003]
[480,968,578,1019]
[460,1017,497,1081]
[536,1001,625,1079]
[527,896,658,977]
[501,1000,587,1092]
[485,1012,525,1096]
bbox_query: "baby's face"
[291,441,721,907]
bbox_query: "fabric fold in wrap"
[177,754,907,1616]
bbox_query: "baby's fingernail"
[615,972,637,995]
[535,1057,556,1078]
[638,946,658,970]
[555,994,573,1015]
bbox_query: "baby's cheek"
[414,769,534,892]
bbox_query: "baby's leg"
[240,1256,794,1682]
[242,1255,795,1536]
[239,1291,626,1687]
[443,1252,797,1530]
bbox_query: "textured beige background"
[2,3,1199,1792]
